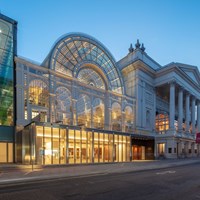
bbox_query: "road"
[0,163,200,200]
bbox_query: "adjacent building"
[0,13,199,164]
[0,14,17,163]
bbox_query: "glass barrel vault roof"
[43,33,123,94]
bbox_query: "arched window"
[77,68,105,90]
[124,106,134,132]
[77,94,91,127]
[47,33,123,94]
[55,87,71,125]
[155,113,169,133]
[111,102,121,131]
[29,79,49,107]
[93,98,104,129]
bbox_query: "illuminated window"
[93,98,104,129]
[157,143,165,155]
[77,94,91,127]
[155,113,169,134]
[124,106,134,133]
[77,68,105,90]
[55,87,71,125]
[111,102,122,131]
[29,79,49,107]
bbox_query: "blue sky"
[1,0,200,68]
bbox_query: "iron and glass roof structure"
[42,33,124,94]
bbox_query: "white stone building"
[0,12,199,164]
[14,33,200,164]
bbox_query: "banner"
[196,133,200,143]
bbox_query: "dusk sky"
[1,0,200,68]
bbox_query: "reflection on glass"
[0,19,14,125]
[52,128,59,164]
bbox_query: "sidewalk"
[0,158,200,185]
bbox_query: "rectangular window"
[168,148,172,153]
[0,142,13,163]
[157,143,165,155]
[0,143,7,162]
[174,148,176,154]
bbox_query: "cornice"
[15,56,48,73]
[159,65,200,91]
[121,59,156,78]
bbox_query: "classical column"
[191,97,196,134]
[178,87,183,132]
[197,100,200,132]
[185,93,190,133]
[169,82,175,130]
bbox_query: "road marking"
[156,171,176,175]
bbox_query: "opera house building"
[0,13,199,164]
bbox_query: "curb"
[0,159,200,187]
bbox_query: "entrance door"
[132,145,145,160]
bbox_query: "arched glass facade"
[48,33,123,94]
[16,32,137,165]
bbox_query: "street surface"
[0,162,200,200]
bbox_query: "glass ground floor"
[0,142,13,163]
[17,123,132,165]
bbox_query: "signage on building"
[196,133,200,143]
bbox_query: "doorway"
[132,145,145,160]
